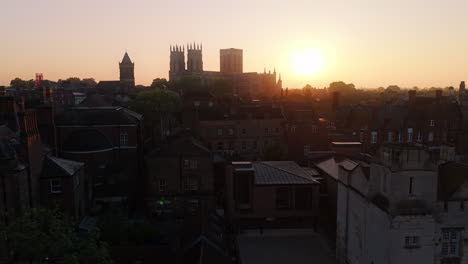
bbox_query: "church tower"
[187,43,203,73]
[119,52,135,90]
[169,45,185,81]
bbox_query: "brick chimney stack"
[408,90,416,103]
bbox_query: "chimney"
[435,89,442,103]
[408,90,416,103]
[332,91,339,112]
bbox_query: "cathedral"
[95,52,135,104]
[169,43,282,98]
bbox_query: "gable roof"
[41,155,84,178]
[252,161,319,185]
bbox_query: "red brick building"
[227,161,320,229]
[55,106,143,202]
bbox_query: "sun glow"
[292,50,324,76]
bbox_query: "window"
[208,101,213,107]
[398,132,402,143]
[409,177,414,195]
[417,132,422,142]
[441,229,461,257]
[387,132,393,142]
[264,128,269,134]
[184,178,199,191]
[370,131,377,144]
[120,131,128,146]
[252,141,257,150]
[429,120,435,127]
[276,188,291,209]
[460,201,464,211]
[382,171,388,193]
[217,142,223,151]
[194,101,200,107]
[275,127,279,133]
[407,128,413,142]
[187,160,198,169]
[428,132,434,142]
[264,140,269,147]
[312,126,318,134]
[404,236,420,248]
[217,129,223,136]
[359,132,364,143]
[241,141,246,150]
[228,128,234,135]
[242,128,246,135]
[158,179,166,192]
[50,179,63,193]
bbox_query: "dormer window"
[417,132,422,142]
[429,120,435,127]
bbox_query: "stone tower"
[119,52,135,90]
[220,48,243,73]
[187,43,203,73]
[169,45,185,81]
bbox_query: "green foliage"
[0,208,111,263]
[81,78,97,87]
[99,213,161,246]
[328,81,356,94]
[10,78,34,89]
[150,78,169,89]
[129,88,182,114]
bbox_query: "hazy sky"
[1,0,468,88]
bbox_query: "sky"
[1,0,468,89]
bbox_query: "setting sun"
[292,50,324,76]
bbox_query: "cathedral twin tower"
[170,43,203,80]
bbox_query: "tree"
[65,77,81,84]
[328,81,355,94]
[386,85,401,92]
[150,78,168,89]
[0,208,111,263]
[81,78,97,87]
[10,78,34,89]
[129,89,182,140]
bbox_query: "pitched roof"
[252,161,319,185]
[41,155,84,178]
[121,52,133,64]
[313,156,366,180]
[55,106,141,126]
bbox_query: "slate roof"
[252,161,319,185]
[148,134,211,157]
[313,157,367,180]
[41,155,84,178]
[62,129,113,152]
[55,106,142,126]
[198,104,284,121]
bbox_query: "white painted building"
[335,144,468,264]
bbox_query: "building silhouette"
[169,43,281,99]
